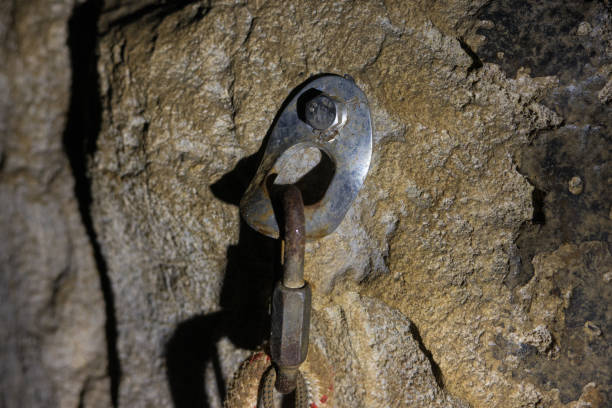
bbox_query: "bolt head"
[303,93,345,131]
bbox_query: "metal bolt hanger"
[240,74,373,240]
[239,74,372,406]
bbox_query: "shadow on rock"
[165,148,279,407]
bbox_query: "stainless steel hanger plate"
[240,75,372,239]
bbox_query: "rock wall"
[477,1,612,405]
[0,1,110,407]
[1,1,610,407]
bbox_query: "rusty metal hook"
[240,74,372,240]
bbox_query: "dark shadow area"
[268,149,336,206]
[63,1,121,406]
[281,392,297,408]
[219,220,279,348]
[101,0,208,34]
[264,149,336,246]
[478,0,612,403]
[531,187,546,225]
[210,148,266,205]
[506,186,547,289]
[291,150,335,205]
[458,37,483,73]
[165,218,279,408]
[165,219,279,408]
[409,323,445,389]
[165,312,227,408]
[476,0,593,78]
[167,74,340,407]
[296,88,323,124]
[167,107,279,408]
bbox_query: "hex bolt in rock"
[239,74,372,405]
[303,93,345,131]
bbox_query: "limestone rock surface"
[1,0,610,408]
[224,293,468,407]
[312,293,469,408]
[0,1,110,407]
[91,1,579,407]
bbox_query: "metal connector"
[270,186,311,394]
[281,185,305,289]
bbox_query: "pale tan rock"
[568,176,584,195]
[0,1,579,408]
[313,293,468,408]
[0,1,110,407]
[598,77,612,103]
[225,293,459,408]
[577,21,592,36]
[90,1,577,407]
[2,1,610,407]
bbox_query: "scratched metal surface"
[240,75,372,239]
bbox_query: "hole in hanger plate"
[266,145,335,206]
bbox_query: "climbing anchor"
[239,74,372,406]
[240,74,373,240]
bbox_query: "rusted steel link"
[269,185,311,394]
[281,185,305,289]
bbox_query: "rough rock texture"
[477,0,612,405]
[91,0,586,407]
[516,242,612,404]
[0,1,110,407]
[225,293,468,408]
[2,0,610,407]
[312,293,469,408]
